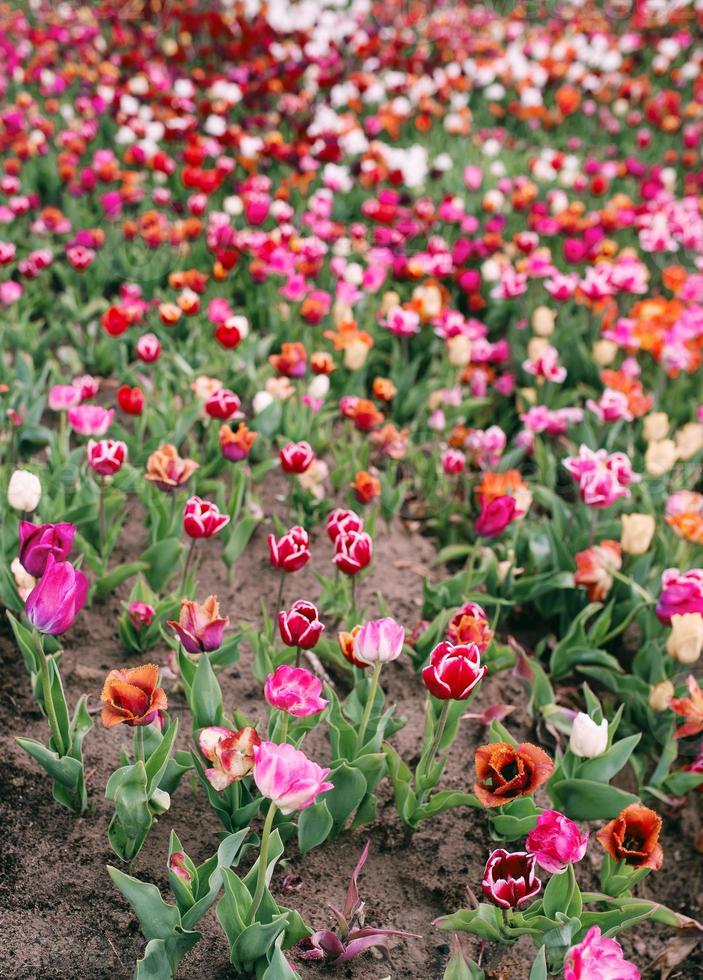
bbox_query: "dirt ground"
[1,476,701,979]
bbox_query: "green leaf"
[93,561,148,602]
[577,734,640,783]
[141,538,182,591]
[297,801,334,853]
[528,947,548,980]
[145,720,179,796]
[443,949,485,980]
[191,656,225,729]
[549,778,639,821]
[15,737,83,790]
[108,866,181,939]
[435,904,505,941]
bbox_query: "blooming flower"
[100,663,167,728]
[25,555,88,636]
[198,726,260,790]
[268,525,311,573]
[421,641,486,700]
[333,529,373,576]
[279,441,315,474]
[278,600,325,650]
[474,742,553,808]
[482,850,541,909]
[656,568,703,624]
[87,439,127,476]
[596,803,663,871]
[253,740,333,814]
[563,926,640,980]
[574,541,622,601]
[446,602,493,652]
[183,497,230,538]
[18,521,76,577]
[167,596,229,653]
[219,423,257,462]
[526,810,589,874]
[264,665,328,717]
[68,405,114,437]
[670,675,703,738]
[145,444,199,491]
[353,617,405,666]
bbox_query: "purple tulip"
[25,554,88,635]
[18,521,76,578]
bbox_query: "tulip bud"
[531,305,556,337]
[620,513,656,555]
[675,422,703,461]
[648,679,674,711]
[666,612,703,664]
[353,617,405,666]
[643,412,669,443]
[252,390,274,414]
[569,712,608,758]
[446,335,472,367]
[592,339,618,367]
[645,439,678,477]
[8,469,41,511]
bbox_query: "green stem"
[38,644,65,757]
[356,661,382,753]
[98,475,106,562]
[417,699,450,805]
[179,538,197,595]
[611,569,655,604]
[135,726,145,764]
[248,803,277,924]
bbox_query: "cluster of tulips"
[3,0,703,977]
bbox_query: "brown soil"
[0,476,701,979]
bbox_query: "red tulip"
[117,384,145,416]
[205,388,241,420]
[183,496,230,538]
[87,438,127,476]
[326,507,363,542]
[333,529,372,576]
[279,441,315,474]
[268,525,311,573]
[483,849,541,909]
[278,599,324,649]
[422,640,487,700]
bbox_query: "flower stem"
[38,646,65,757]
[135,726,145,764]
[179,538,197,595]
[276,570,285,612]
[98,475,106,562]
[248,803,277,924]
[356,661,382,754]
[294,645,301,668]
[611,569,655,604]
[417,699,450,805]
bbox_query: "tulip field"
[3,1,703,977]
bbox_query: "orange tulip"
[596,804,663,870]
[474,742,553,808]
[145,443,199,491]
[101,664,167,728]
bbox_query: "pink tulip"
[264,665,328,717]
[441,449,466,475]
[564,926,639,980]
[198,726,261,791]
[48,384,82,411]
[526,809,589,874]
[25,554,88,636]
[128,601,156,631]
[183,497,230,538]
[68,404,114,437]
[253,740,333,814]
[353,617,404,666]
[474,495,518,538]
[18,521,76,578]
[136,333,161,363]
[87,439,127,476]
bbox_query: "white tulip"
[569,713,608,758]
[7,470,41,511]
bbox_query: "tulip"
[441,449,466,475]
[474,495,518,538]
[18,521,76,577]
[117,385,145,416]
[128,601,156,631]
[474,742,553,808]
[326,507,363,542]
[268,525,310,573]
[482,850,541,909]
[574,541,621,601]
[446,602,493,652]
[620,513,655,555]
[564,926,640,980]
[145,444,199,491]
[135,333,161,363]
[264,665,328,717]
[351,470,381,504]
[183,496,230,538]
[643,412,669,442]
[100,663,167,728]
[253,740,333,815]
[25,555,88,636]
[645,438,678,477]
[67,404,114,436]
[167,595,229,653]
[87,438,127,476]
[666,612,703,664]
[48,384,82,411]
[353,617,405,666]
[670,675,703,739]
[198,725,260,790]
[205,388,241,420]
[569,713,608,757]
[279,441,315,474]
[338,625,364,667]
[596,803,663,870]
[648,680,674,711]
[675,422,703,460]
[219,422,257,462]
[422,641,487,700]
[278,600,324,650]
[8,470,41,511]
[526,809,589,874]
[11,558,35,601]
[333,529,372,576]
[656,568,703,624]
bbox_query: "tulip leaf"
[108,865,182,939]
[135,933,202,980]
[443,949,485,980]
[435,904,505,941]
[15,736,83,789]
[298,801,334,853]
[140,538,182,591]
[416,791,482,821]
[93,560,148,602]
[576,734,640,783]
[324,762,368,828]
[182,829,249,931]
[191,656,225,729]
[548,778,639,821]
[145,719,179,796]
[230,915,289,971]
[528,947,548,980]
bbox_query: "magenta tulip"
[18,521,76,577]
[25,554,88,635]
[264,665,328,717]
[253,740,333,814]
